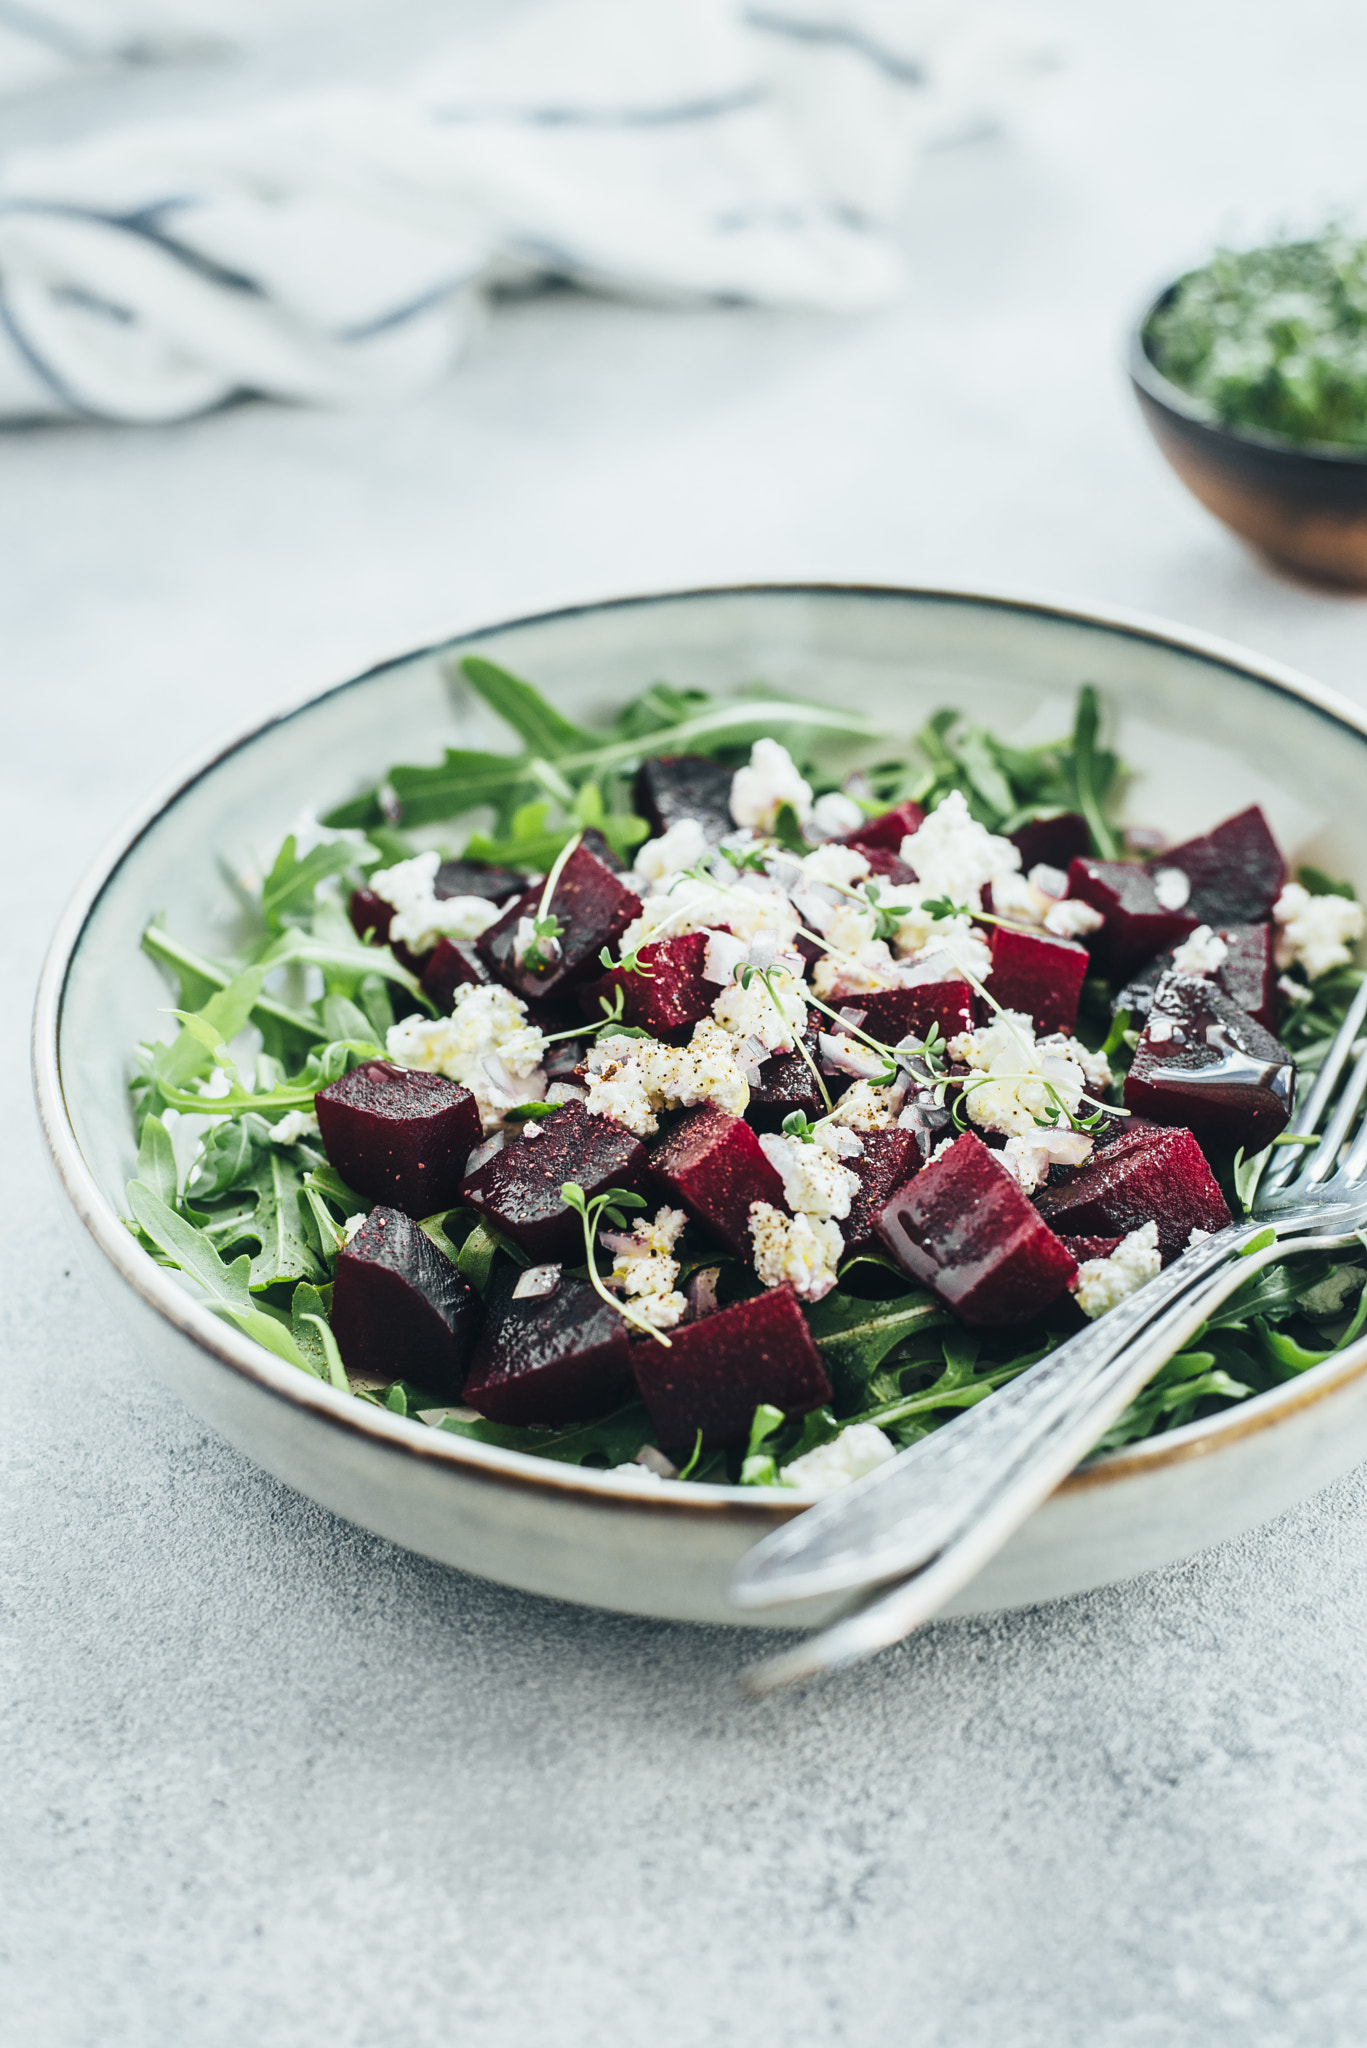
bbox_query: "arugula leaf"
[143,925,322,1043]
[739,1404,787,1486]
[1071,685,1120,860]
[1093,1352,1250,1451]
[805,1288,948,1405]
[135,1113,179,1205]
[261,835,371,931]
[439,1401,653,1466]
[1298,864,1357,900]
[126,1180,316,1372]
[459,655,600,759]
[291,1282,336,1379]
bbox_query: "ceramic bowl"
[1131,291,1367,589]
[33,585,1367,1630]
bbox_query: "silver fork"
[731,978,1367,1692]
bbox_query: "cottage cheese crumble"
[387,983,547,1131]
[781,1423,896,1495]
[748,1202,843,1301]
[370,850,502,952]
[582,1019,750,1137]
[1072,1221,1162,1319]
[1273,883,1365,980]
[730,739,813,835]
[1171,924,1229,976]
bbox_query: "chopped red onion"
[464,1133,505,1173]
[512,1263,562,1300]
[684,1266,721,1320]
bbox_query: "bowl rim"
[31,578,1367,1524]
[1129,281,1367,469]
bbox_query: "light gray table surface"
[8,5,1367,2043]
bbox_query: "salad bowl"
[32,584,1367,1629]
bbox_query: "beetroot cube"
[461,1101,647,1261]
[649,1106,788,1255]
[434,858,521,903]
[841,1127,921,1259]
[747,1017,827,1131]
[421,937,493,1015]
[1124,972,1294,1154]
[332,1206,482,1396]
[876,1133,1077,1326]
[577,932,713,1042]
[1057,1233,1124,1264]
[860,846,920,886]
[1010,812,1091,875]
[478,842,637,1002]
[630,1286,833,1450]
[988,925,1089,1033]
[1034,1122,1232,1263]
[1157,805,1285,925]
[1067,858,1198,978]
[1213,922,1278,1031]
[348,888,426,977]
[842,799,924,854]
[854,982,975,1047]
[316,1060,482,1216]
[462,1267,634,1425]
[635,755,735,844]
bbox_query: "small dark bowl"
[1130,285,1367,589]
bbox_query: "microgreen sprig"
[560,1181,671,1347]
[735,961,832,1112]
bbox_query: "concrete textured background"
[8,4,1367,2042]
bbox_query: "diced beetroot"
[1067,858,1198,978]
[421,937,493,1015]
[630,1286,833,1450]
[576,932,713,1042]
[332,1205,482,1396]
[434,858,522,903]
[1116,922,1278,1033]
[1010,812,1091,874]
[875,1132,1077,1326]
[1034,1122,1232,1263]
[1157,805,1285,925]
[634,755,735,844]
[649,1106,788,1255]
[461,1100,648,1261]
[462,1266,633,1425]
[852,982,975,1047]
[1124,972,1294,1154]
[840,1128,920,1259]
[842,799,925,855]
[478,842,637,1003]
[747,1016,827,1131]
[1057,1233,1124,1264]
[316,1060,482,1216]
[987,925,1089,1034]
[860,846,920,887]
[348,888,425,977]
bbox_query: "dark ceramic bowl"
[1131,287,1367,588]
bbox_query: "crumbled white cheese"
[828,1079,899,1130]
[991,870,1052,926]
[910,922,993,985]
[800,842,872,892]
[1073,1221,1161,1319]
[1299,1265,1366,1319]
[710,962,809,1053]
[370,850,502,952]
[269,1109,320,1146]
[610,1460,664,1481]
[1043,897,1105,939]
[1171,924,1229,976]
[1273,883,1365,981]
[1151,867,1192,912]
[809,791,866,841]
[998,1126,1095,1193]
[1029,863,1069,900]
[949,1012,1099,1138]
[781,1423,896,1495]
[748,1202,843,1301]
[608,1207,688,1331]
[342,1212,368,1244]
[926,1135,957,1165]
[386,983,547,1132]
[817,1123,865,1160]
[633,816,711,884]
[758,1133,860,1219]
[617,872,800,957]
[1035,1033,1112,1094]
[899,790,1021,908]
[1186,1226,1212,1249]
[730,738,814,834]
[582,1019,751,1138]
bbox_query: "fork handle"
[742,1230,1357,1693]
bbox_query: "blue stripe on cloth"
[0,2,100,61]
[336,275,473,343]
[743,9,926,87]
[0,197,264,295]
[0,284,93,415]
[432,86,766,127]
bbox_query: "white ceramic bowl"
[33,585,1367,1629]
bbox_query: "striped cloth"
[0,0,1045,423]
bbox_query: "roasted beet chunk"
[461,1101,647,1261]
[634,755,735,844]
[316,1060,482,1216]
[1009,812,1091,875]
[577,932,713,1042]
[1034,1120,1232,1263]
[421,937,493,1014]
[859,846,920,887]
[875,1132,1077,1326]
[841,1128,920,1259]
[1124,972,1294,1154]
[1067,857,1198,978]
[1157,805,1285,925]
[631,1287,833,1451]
[987,925,1089,1034]
[433,858,521,903]
[1116,922,1277,1033]
[747,1015,826,1130]
[843,982,975,1048]
[649,1106,788,1254]
[1057,1233,1124,1264]
[841,799,924,855]
[463,1266,634,1425]
[332,1206,481,1396]
[477,842,636,1002]
[349,886,394,947]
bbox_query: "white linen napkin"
[0,0,1046,423]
